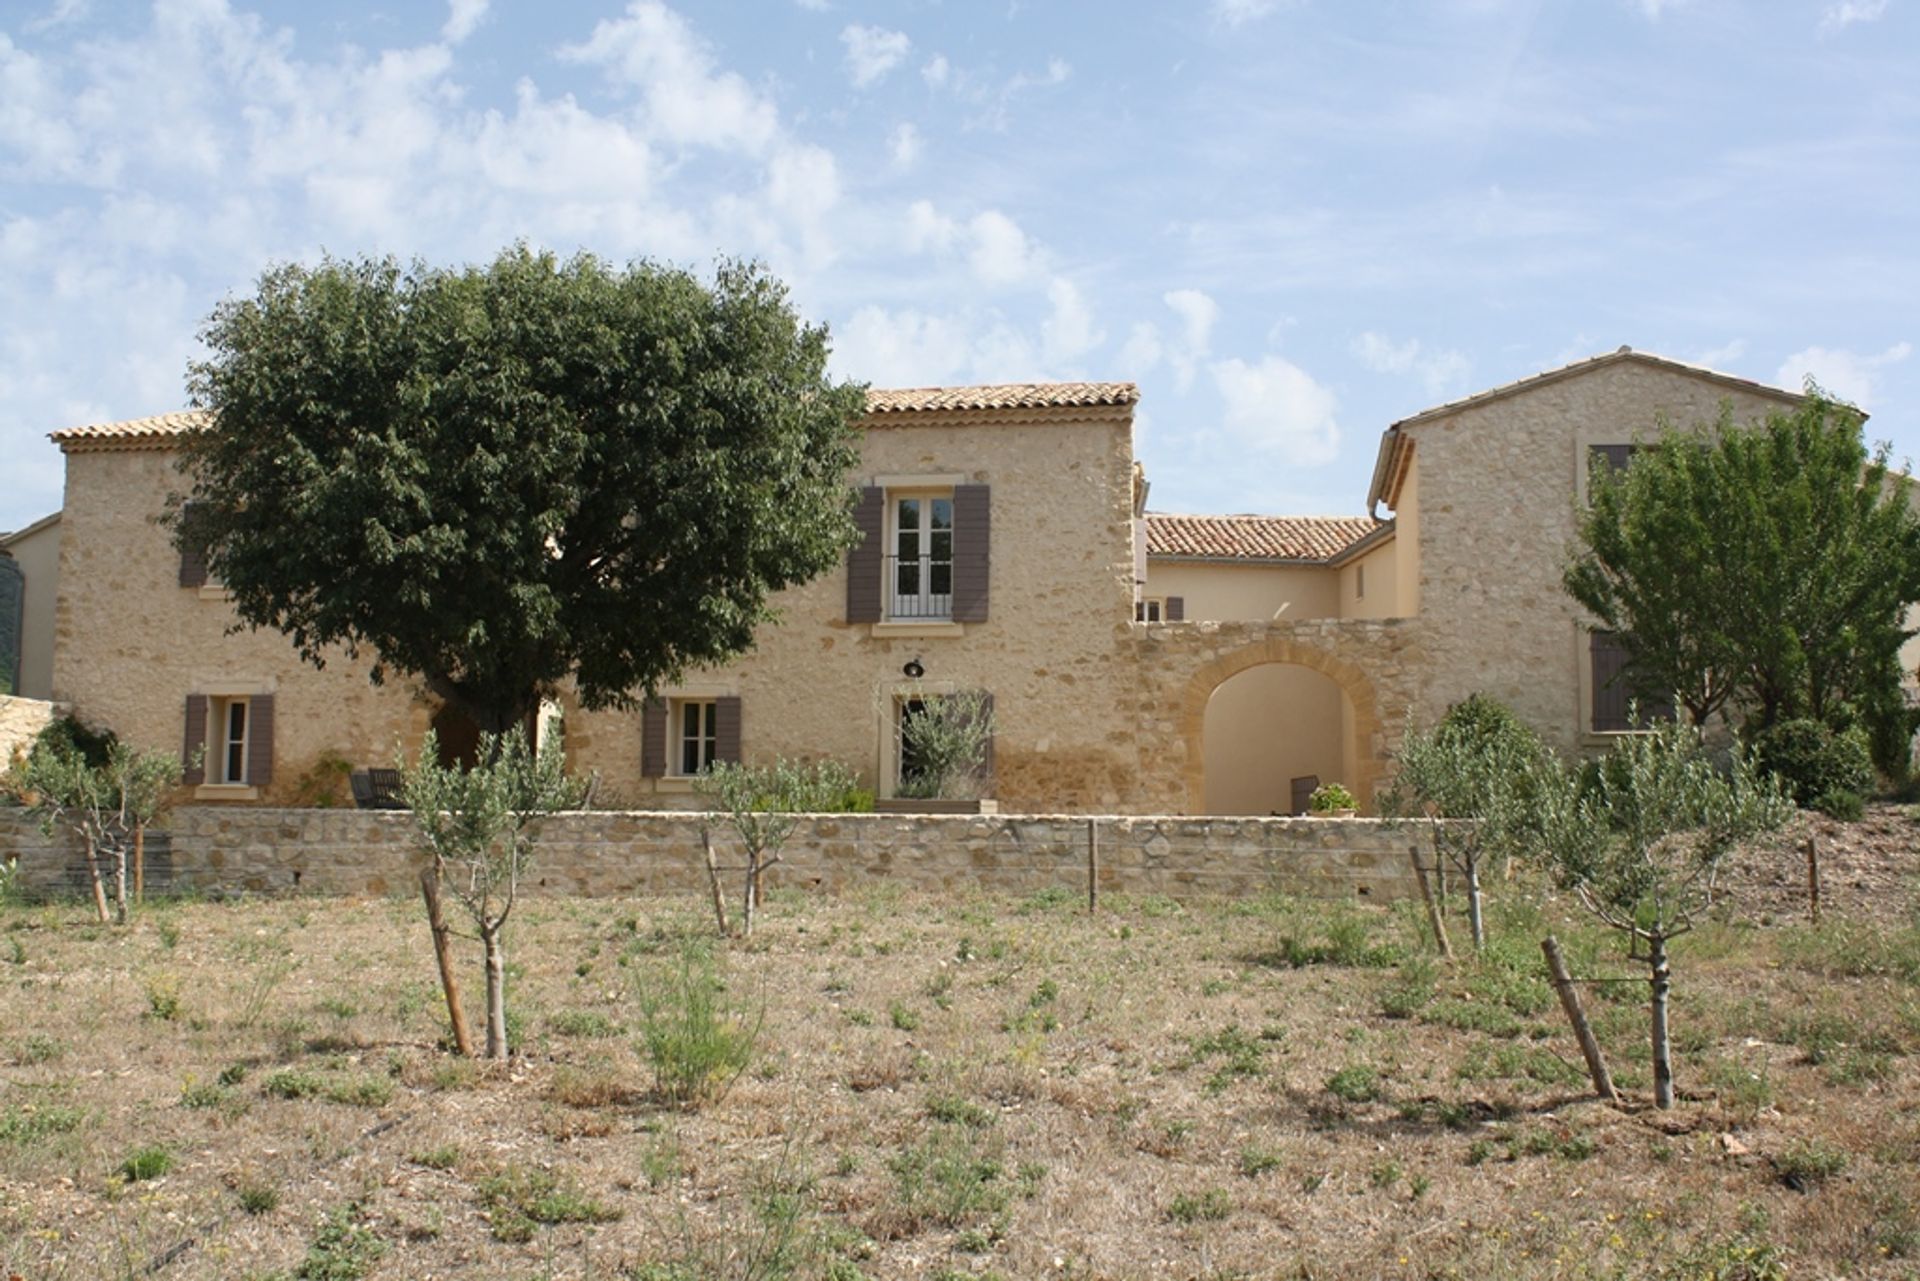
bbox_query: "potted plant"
[1308,782,1357,819]
[877,689,998,815]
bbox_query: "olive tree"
[400,729,584,1058]
[1528,719,1791,1107]
[696,758,860,937]
[1384,693,1543,951]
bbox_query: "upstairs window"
[677,699,718,776]
[890,493,954,619]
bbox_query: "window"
[1589,630,1675,733]
[676,699,718,776]
[890,492,953,619]
[1135,597,1165,623]
[214,697,249,784]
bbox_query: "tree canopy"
[175,247,867,735]
[1564,391,1920,762]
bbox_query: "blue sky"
[3,0,1916,533]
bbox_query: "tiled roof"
[865,382,1139,414]
[50,410,208,449]
[1147,513,1383,562]
[48,383,1139,448]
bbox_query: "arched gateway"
[1137,619,1420,816]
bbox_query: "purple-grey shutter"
[178,502,208,588]
[245,694,274,787]
[183,695,207,785]
[1166,596,1185,622]
[1591,631,1630,732]
[714,696,742,765]
[641,699,668,778]
[951,484,990,623]
[846,487,884,623]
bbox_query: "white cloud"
[1163,288,1218,390]
[442,0,487,43]
[1118,322,1164,376]
[921,54,950,88]
[1041,277,1104,364]
[888,121,921,168]
[1689,338,1748,369]
[1212,0,1280,24]
[840,24,910,88]
[1210,354,1342,465]
[793,0,829,9]
[1634,0,1691,16]
[1350,330,1471,398]
[833,305,1034,388]
[1821,0,1889,31]
[904,199,957,254]
[966,210,1040,286]
[1776,342,1912,406]
[560,2,778,153]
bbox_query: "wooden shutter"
[846,487,885,623]
[1591,630,1675,732]
[245,694,274,787]
[182,694,207,785]
[951,484,991,623]
[640,699,668,778]
[177,501,208,588]
[1290,775,1320,817]
[1166,596,1185,622]
[714,696,742,765]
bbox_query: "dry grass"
[2,812,1918,1279]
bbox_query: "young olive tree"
[897,689,995,800]
[696,758,859,937]
[401,729,584,1059]
[1384,694,1543,951]
[9,722,185,924]
[1529,718,1791,1107]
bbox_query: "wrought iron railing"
[883,555,954,619]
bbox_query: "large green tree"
[175,247,866,736]
[1565,391,1920,758]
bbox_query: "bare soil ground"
[2,808,1917,1280]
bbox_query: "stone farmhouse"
[12,346,1824,816]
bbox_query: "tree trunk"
[1464,856,1484,953]
[1649,931,1674,1109]
[740,850,758,938]
[420,866,474,1057]
[84,835,109,925]
[481,923,509,1060]
[134,825,145,905]
[111,842,128,926]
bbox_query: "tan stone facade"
[37,350,1828,823]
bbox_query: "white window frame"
[672,698,719,777]
[212,695,251,785]
[1135,597,1165,623]
[886,488,956,621]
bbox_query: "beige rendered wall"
[1338,536,1399,621]
[4,517,61,699]
[1144,561,1342,622]
[1201,663,1348,815]
[1390,454,1421,617]
[566,405,1148,812]
[1401,360,1799,754]
[51,449,430,804]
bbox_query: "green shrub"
[633,942,762,1107]
[1751,718,1874,812]
[294,1204,387,1280]
[1166,1188,1233,1223]
[120,1145,173,1182]
[1308,782,1355,813]
[1325,1064,1381,1103]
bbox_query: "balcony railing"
[884,554,953,620]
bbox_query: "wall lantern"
[902,658,925,679]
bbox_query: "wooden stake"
[1805,833,1821,925]
[1086,818,1099,913]
[1542,935,1617,1104]
[133,824,145,905]
[702,826,732,937]
[419,866,474,1058]
[1409,844,1453,960]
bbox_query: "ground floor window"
[213,696,249,784]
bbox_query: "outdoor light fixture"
[903,657,925,679]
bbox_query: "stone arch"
[1179,635,1387,815]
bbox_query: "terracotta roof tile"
[865,382,1139,414]
[1147,512,1383,562]
[50,410,208,449]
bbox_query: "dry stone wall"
[0,807,1429,902]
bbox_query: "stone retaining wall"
[0,807,1432,902]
